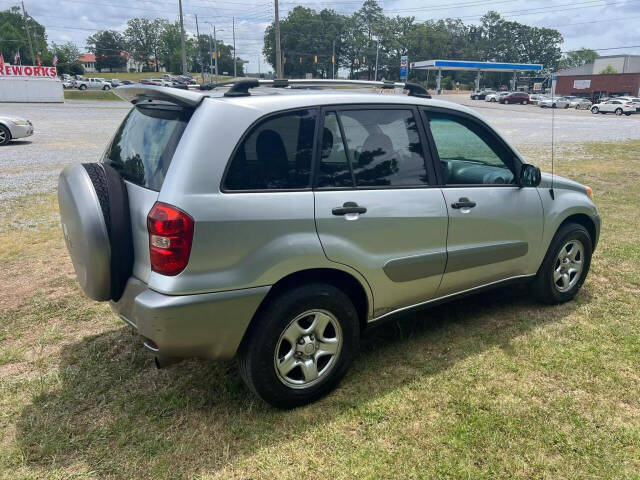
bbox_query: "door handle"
[332,202,367,216]
[451,197,477,209]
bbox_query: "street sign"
[400,55,408,80]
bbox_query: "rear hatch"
[103,102,193,283]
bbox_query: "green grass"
[0,141,639,479]
[64,90,122,101]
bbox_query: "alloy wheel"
[274,309,342,389]
[0,129,6,144]
[553,240,584,293]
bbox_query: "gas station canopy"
[410,59,543,72]
[410,59,543,93]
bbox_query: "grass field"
[64,89,122,101]
[0,141,639,479]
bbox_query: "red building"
[556,55,640,101]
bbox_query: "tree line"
[263,0,597,87]
[0,7,243,75]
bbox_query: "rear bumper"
[110,277,270,360]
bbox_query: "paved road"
[1,96,639,201]
[440,93,640,144]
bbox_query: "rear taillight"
[147,202,194,276]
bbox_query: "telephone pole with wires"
[274,0,283,78]
[178,0,187,74]
[21,1,35,64]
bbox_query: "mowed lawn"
[0,141,638,479]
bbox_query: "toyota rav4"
[58,79,600,408]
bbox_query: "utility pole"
[232,17,237,77]
[214,26,219,81]
[21,1,35,64]
[332,39,335,79]
[208,34,213,79]
[178,0,188,74]
[195,14,201,81]
[274,0,282,78]
[374,38,379,81]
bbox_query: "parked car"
[590,99,635,115]
[539,96,571,108]
[139,78,161,86]
[470,90,496,100]
[58,79,600,408]
[528,94,549,105]
[485,91,510,102]
[613,96,640,112]
[62,79,74,89]
[568,97,592,110]
[0,114,34,146]
[75,77,112,90]
[499,92,530,104]
[110,78,122,87]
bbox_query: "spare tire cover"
[58,163,133,301]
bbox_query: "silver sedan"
[0,115,34,145]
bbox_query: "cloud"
[20,0,640,73]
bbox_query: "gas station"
[409,59,543,93]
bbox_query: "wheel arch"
[243,268,372,345]
[557,213,598,250]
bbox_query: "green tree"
[123,18,167,72]
[86,30,126,72]
[50,41,83,75]
[560,48,598,69]
[0,6,49,65]
[599,65,618,74]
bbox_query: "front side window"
[317,108,429,188]
[424,110,516,185]
[224,108,317,191]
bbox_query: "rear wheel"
[531,223,592,304]
[79,84,87,90]
[0,124,10,146]
[238,283,360,408]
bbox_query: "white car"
[485,91,510,102]
[613,96,640,112]
[590,99,635,116]
[567,97,592,110]
[75,77,112,90]
[0,115,34,146]
[539,96,572,108]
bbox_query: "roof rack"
[198,78,431,98]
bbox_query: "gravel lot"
[1,95,639,201]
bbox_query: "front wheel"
[591,107,599,114]
[238,283,360,408]
[615,108,623,115]
[0,124,11,146]
[531,223,592,304]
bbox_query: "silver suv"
[58,79,600,408]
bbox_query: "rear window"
[104,105,191,191]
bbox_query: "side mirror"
[519,164,541,187]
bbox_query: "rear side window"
[318,108,429,188]
[223,109,317,191]
[104,105,191,191]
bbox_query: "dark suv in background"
[499,92,530,104]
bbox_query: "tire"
[58,163,133,301]
[523,100,528,104]
[103,85,111,90]
[490,98,496,102]
[591,107,599,114]
[0,124,11,146]
[531,223,593,305]
[238,283,360,409]
[79,84,87,90]
[615,108,623,116]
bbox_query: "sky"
[6,0,640,74]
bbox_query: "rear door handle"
[332,202,367,216]
[451,197,476,209]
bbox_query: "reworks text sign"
[0,65,58,78]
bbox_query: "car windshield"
[103,105,192,191]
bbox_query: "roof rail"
[198,78,431,98]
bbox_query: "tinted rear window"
[104,105,191,191]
